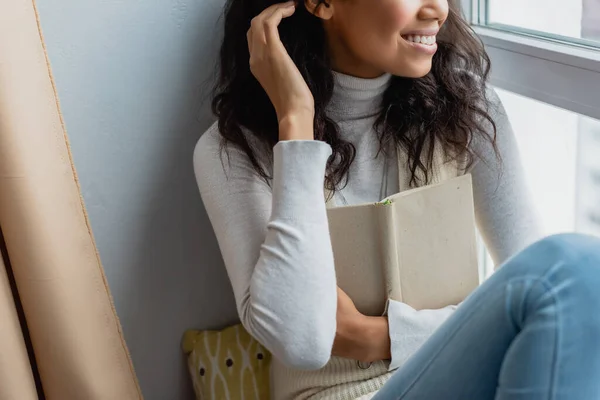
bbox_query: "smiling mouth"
[401,34,437,46]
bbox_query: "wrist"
[278,111,314,141]
[361,316,391,363]
[344,315,391,363]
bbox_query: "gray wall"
[36,1,238,399]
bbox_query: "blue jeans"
[372,233,600,400]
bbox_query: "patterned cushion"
[182,324,272,400]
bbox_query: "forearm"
[334,303,459,368]
[363,316,392,362]
[195,127,337,370]
[245,140,337,368]
[470,87,544,265]
[334,314,391,363]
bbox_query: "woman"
[194,0,600,398]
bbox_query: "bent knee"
[501,233,600,282]
[536,233,600,265]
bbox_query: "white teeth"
[404,34,436,45]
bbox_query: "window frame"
[460,0,600,274]
[460,0,600,121]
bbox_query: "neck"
[330,59,386,80]
[327,71,392,121]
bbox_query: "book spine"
[375,204,403,310]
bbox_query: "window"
[462,0,600,274]
[496,89,600,238]
[460,0,600,122]
[484,0,600,45]
[480,90,600,275]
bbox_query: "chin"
[389,61,433,79]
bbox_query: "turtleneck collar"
[327,71,392,121]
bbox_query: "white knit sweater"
[193,72,543,399]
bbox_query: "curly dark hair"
[212,0,498,191]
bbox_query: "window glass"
[485,0,600,44]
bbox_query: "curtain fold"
[0,1,142,399]
[0,231,38,400]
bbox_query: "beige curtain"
[0,1,143,399]
[0,234,37,400]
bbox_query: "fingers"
[247,1,296,53]
[263,3,296,44]
[246,27,253,54]
[259,1,296,24]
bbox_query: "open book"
[327,174,480,316]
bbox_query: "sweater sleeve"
[468,87,545,265]
[387,301,456,370]
[386,88,545,371]
[193,124,337,370]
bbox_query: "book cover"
[327,174,479,316]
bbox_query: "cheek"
[367,2,412,52]
[347,0,410,38]
[386,2,413,32]
[333,0,416,68]
[371,9,409,58]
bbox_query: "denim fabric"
[373,233,600,400]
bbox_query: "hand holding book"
[327,174,480,316]
[331,287,391,363]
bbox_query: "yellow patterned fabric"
[183,324,272,400]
